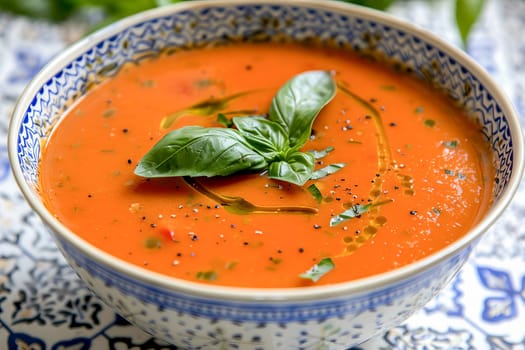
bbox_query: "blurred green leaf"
[0,0,186,23]
[0,0,484,48]
[341,0,395,11]
[0,0,76,21]
[455,0,486,47]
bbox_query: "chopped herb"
[307,184,323,203]
[196,270,218,281]
[299,257,335,282]
[424,119,436,127]
[330,203,371,227]
[144,237,161,249]
[269,257,282,265]
[309,145,335,159]
[216,113,233,128]
[311,163,346,180]
[414,106,425,114]
[443,140,459,148]
[102,109,116,118]
[444,168,466,180]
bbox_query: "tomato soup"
[39,43,493,288]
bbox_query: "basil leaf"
[269,70,336,148]
[330,203,372,227]
[232,116,289,160]
[311,163,346,180]
[299,257,335,282]
[309,146,335,159]
[134,126,267,178]
[455,0,485,47]
[267,151,315,186]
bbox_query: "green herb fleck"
[444,169,466,180]
[299,257,335,282]
[144,237,161,249]
[307,184,323,203]
[216,113,233,128]
[424,119,436,127]
[330,199,392,227]
[311,163,346,180]
[270,257,283,265]
[414,106,425,114]
[196,270,218,281]
[102,109,116,118]
[443,140,459,148]
[330,203,371,227]
[309,146,335,159]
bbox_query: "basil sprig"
[135,70,336,186]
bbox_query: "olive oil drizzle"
[337,82,413,256]
[160,90,259,129]
[182,176,318,215]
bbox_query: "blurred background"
[0,0,484,45]
[3,1,525,349]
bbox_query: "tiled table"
[1,0,525,348]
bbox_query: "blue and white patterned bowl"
[8,1,524,348]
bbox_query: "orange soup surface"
[39,43,493,288]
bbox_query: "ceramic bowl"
[8,0,524,348]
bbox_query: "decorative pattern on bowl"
[9,1,523,349]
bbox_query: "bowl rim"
[8,0,525,302]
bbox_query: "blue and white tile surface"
[1,0,525,348]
